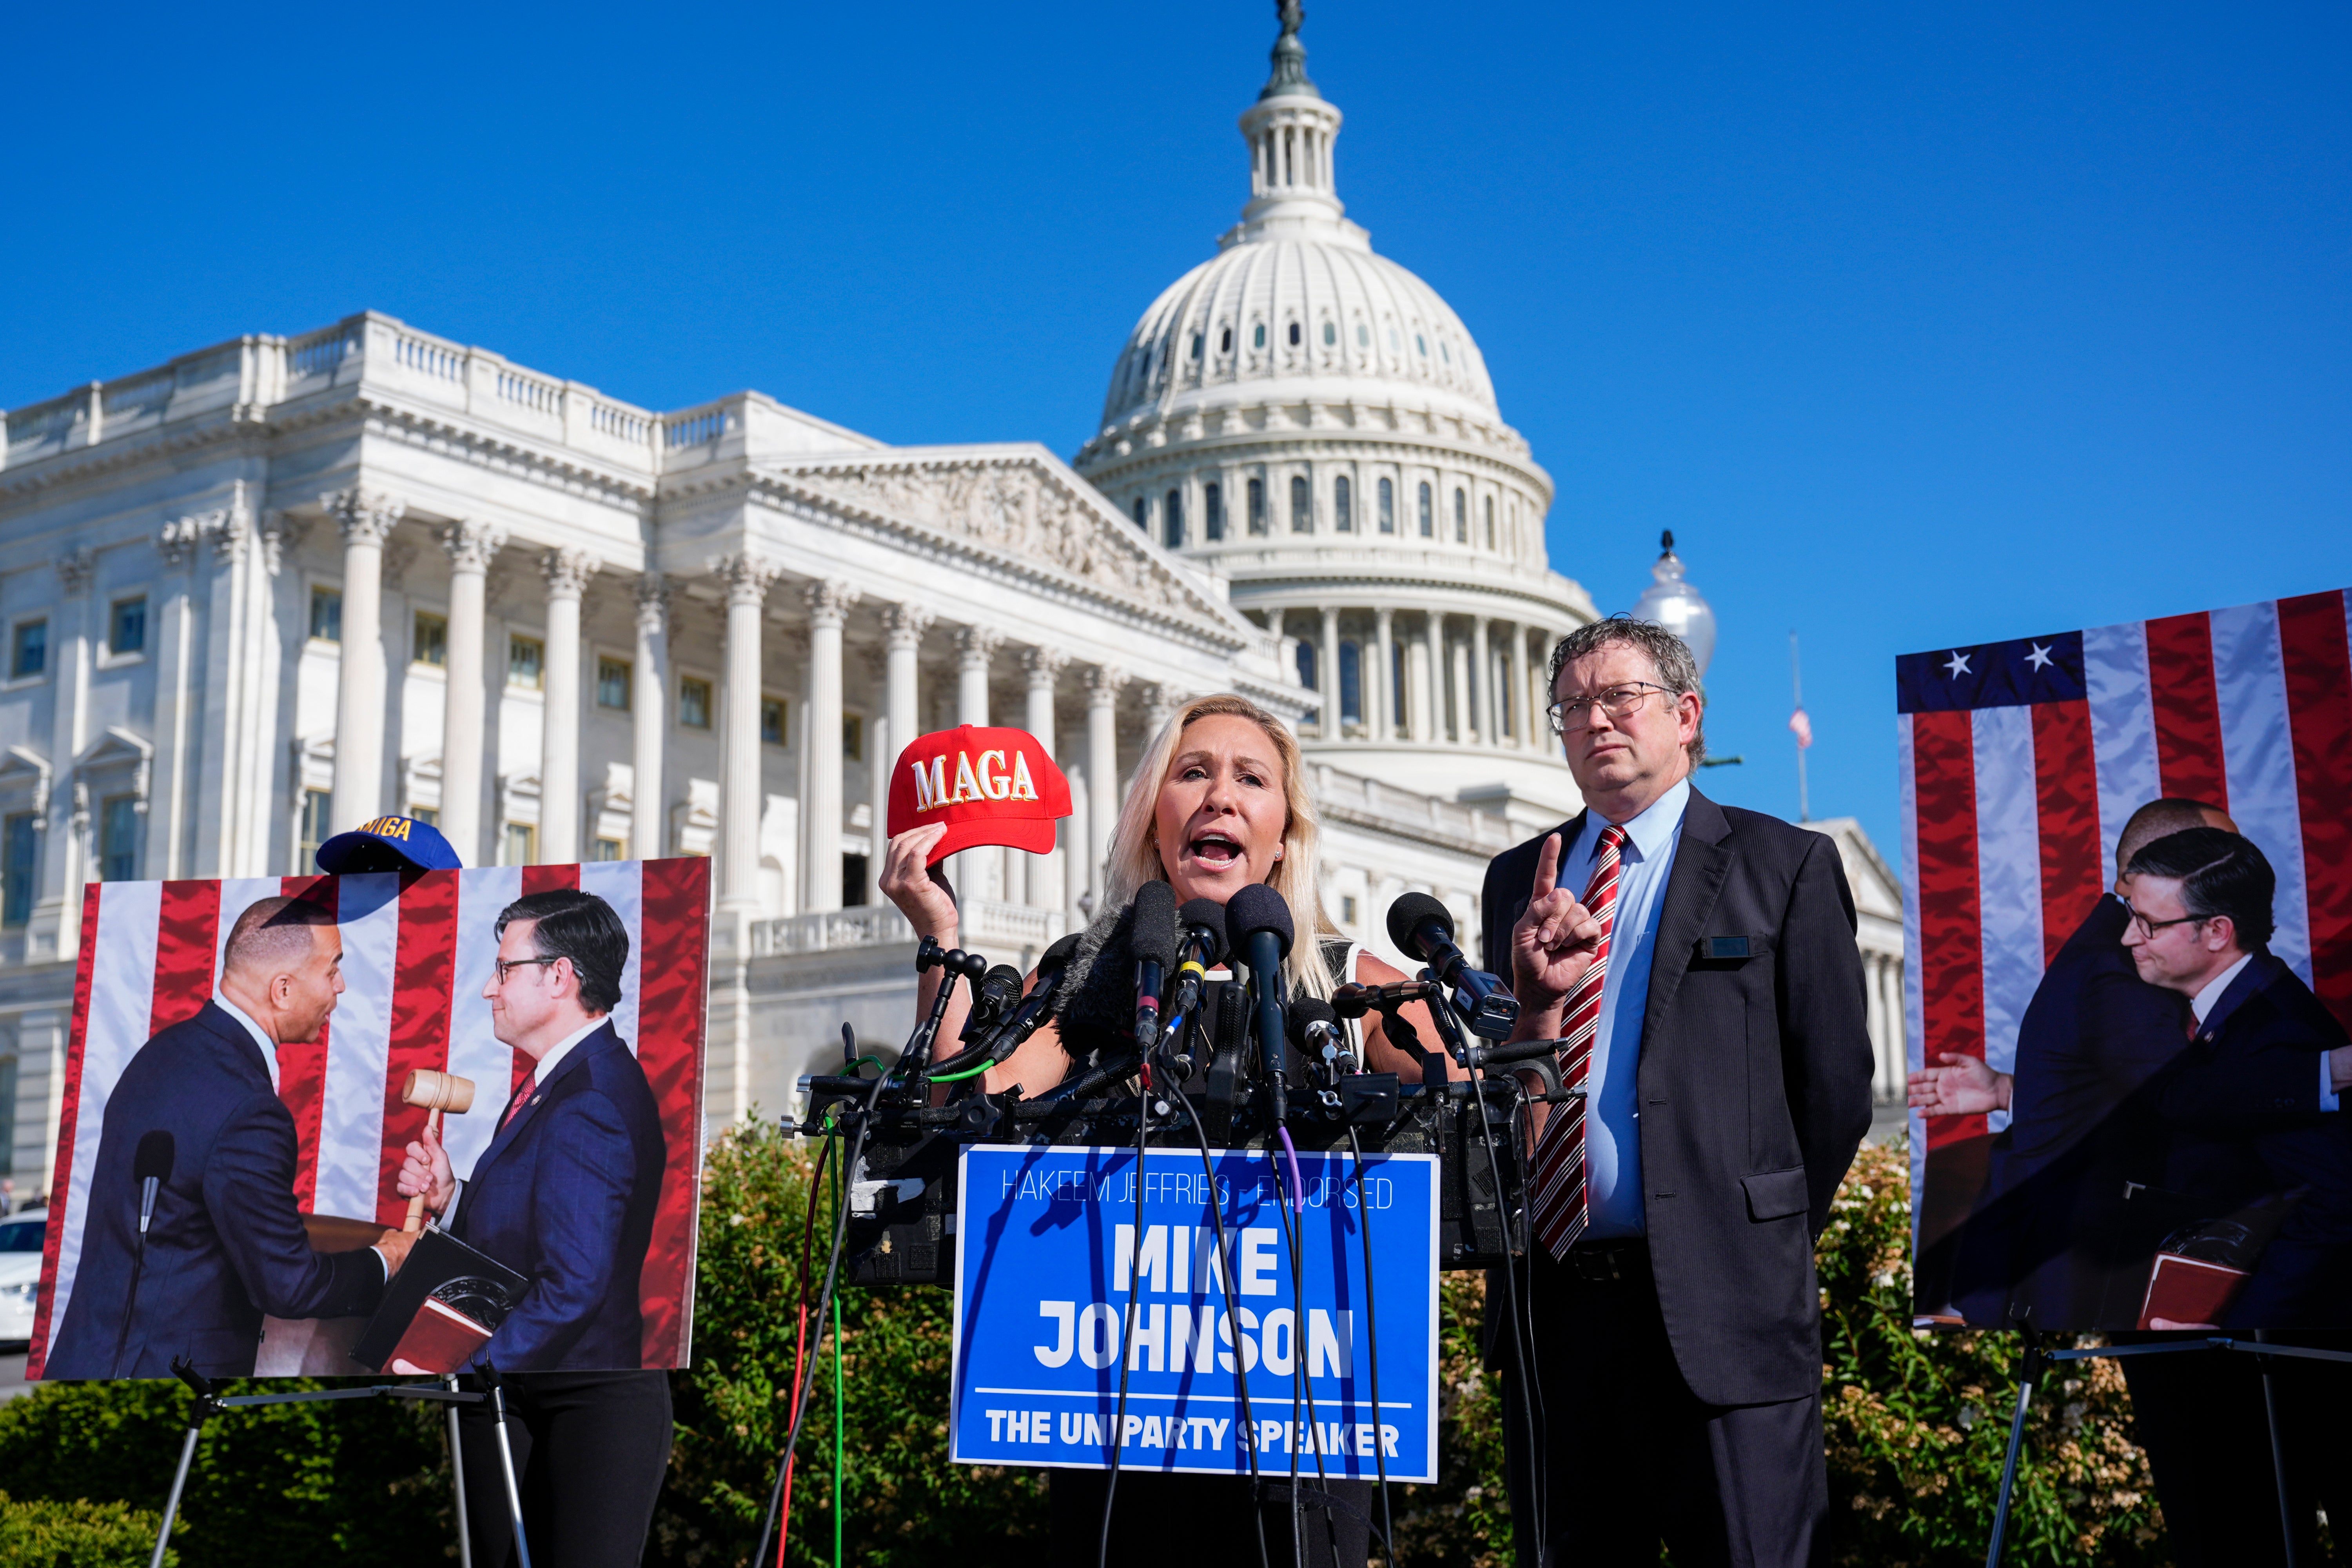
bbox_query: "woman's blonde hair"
[1100,693,1339,1002]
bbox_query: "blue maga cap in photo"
[316,814,465,874]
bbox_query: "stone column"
[535,549,599,864]
[325,489,401,831]
[631,573,669,860]
[1501,621,1526,750]
[1526,626,1552,749]
[1450,629,1474,746]
[434,521,505,866]
[801,581,857,913]
[715,554,780,914]
[953,625,1002,899]
[28,552,94,961]
[1407,614,1435,743]
[1022,646,1069,909]
[1260,604,1290,686]
[881,606,935,845]
[1471,616,1493,746]
[1083,665,1127,903]
[148,519,203,879]
[1372,608,1396,743]
[1320,607,1343,739]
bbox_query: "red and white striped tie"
[1527,824,1626,1259]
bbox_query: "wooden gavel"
[401,1068,476,1233]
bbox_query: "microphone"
[134,1131,173,1238]
[1131,881,1178,1052]
[1171,897,1229,1025]
[1225,884,1296,1125]
[960,965,1027,1044]
[1387,892,1521,1042]
[931,933,1082,1077]
[1288,996,1353,1075]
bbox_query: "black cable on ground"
[1345,1125,1394,1564]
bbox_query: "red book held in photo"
[388,1296,497,1375]
[2137,1254,2248,1331]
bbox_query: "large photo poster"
[28,858,710,1379]
[1902,591,2352,1331]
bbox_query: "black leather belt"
[1560,1238,1650,1283]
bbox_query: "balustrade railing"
[287,325,356,380]
[496,369,560,414]
[392,330,463,382]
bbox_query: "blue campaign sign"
[949,1142,1439,1484]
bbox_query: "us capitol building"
[0,12,1907,1200]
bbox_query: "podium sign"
[949,1143,1439,1483]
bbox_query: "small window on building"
[1341,639,1361,723]
[1253,323,1266,349]
[761,696,787,746]
[298,789,330,867]
[598,656,632,711]
[679,676,712,730]
[1417,482,1434,537]
[593,836,626,862]
[504,823,537,867]
[1356,323,1369,348]
[409,806,439,826]
[9,621,45,680]
[1132,496,1147,530]
[1334,475,1352,532]
[1454,488,1468,542]
[1165,490,1184,549]
[2,813,35,926]
[1388,327,1399,351]
[99,795,139,882]
[1221,327,1232,354]
[1247,477,1267,536]
[1290,475,1312,533]
[1416,334,1428,356]
[1288,322,1301,347]
[309,588,342,643]
[1295,638,1317,692]
[1378,478,1395,534]
[1322,321,1336,346]
[842,854,870,905]
[107,597,147,657]
[1341,895,1358,925]
[1442,340,1452,362]
[1204,482,1224,542]
[413,611,447,667]
[1191,333,1203,359]
[508,635,544,690]
[1485,496,1496,549]
[844,713,864,762]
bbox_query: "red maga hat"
[886,725,1073,865]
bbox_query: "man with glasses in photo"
[1478,615,1875,1568]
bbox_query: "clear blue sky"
[7,2,2348,860]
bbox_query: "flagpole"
[1789,630,1809,822]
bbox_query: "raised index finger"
[1530,832,1562,901]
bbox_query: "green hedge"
[0,1128,2170,1566]
[0,1491,170,1568]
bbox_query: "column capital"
[633,572,671,629]
[1083,664,1129,704]
[440,519,508,574]
[158,511,231,570]
[1374,604,1395,626]
[321,487,403,546]
[882,602,936,649]
[802,579,860,628]
[55,548,95,596]
[710,552,782,607]
[539,547,601,601]
[1022,645,1072,685]
[955,624,1005,667]
[1143,683,1187,734]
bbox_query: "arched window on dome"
[1417,482,1433,537]
[1388,326,1400,352]
[1254,323,1266,350]
[1290,475,1312,533]
[1454,488,1467,542]
[1247,477,1267,536]
[1334,476,1352,532]
[1442,341,1452,363]
[1191,334,1203,361]
[1484,495,1495,549]
[1288,321,1301,347]
[1356,323,1369,348]
[1378,478,1395,534]
[1322,321,1335,347]
[1204,483,1224,541]
[1166,490,1184,549]
[1221,326,1233,355]
[1416,334,1428,357]
[1132,496,1148,531]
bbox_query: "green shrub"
[0,1490,170,1567]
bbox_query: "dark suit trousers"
[457,1370,673,1568]
[1047,1469,1371,1567]
[1501,1244,1826,1568]
[2119,1332,2352,1566]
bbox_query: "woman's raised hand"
[879,823,960,938]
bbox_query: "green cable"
[927,1059,992,1083]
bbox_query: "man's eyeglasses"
[492,955,564,985]
[1548,682,1671,733]
[2123,907,2207,941]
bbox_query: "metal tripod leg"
[1984,1329,2045,1568]
[482,1363,533,1568]
[151,1360,220,1568]
[2256,1331,2302,1568]
[445,1373,472,1568]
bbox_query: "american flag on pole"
[1897,589,2352,1164]
[29,858,711,1378]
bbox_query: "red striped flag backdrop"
[1898,591,2352,1171]
[29,858,711,1379]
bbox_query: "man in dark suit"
[1913,797,2232,1330]
[397,886,669,1568]
[45,896,410,1379]
[1479,616,1875,1568]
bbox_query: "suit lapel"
[2197,954,2278,1045]
[473,1022,613,1173]
[1639,788,1734,1049]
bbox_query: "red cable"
[777,1134,832,1568]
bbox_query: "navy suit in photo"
[45,1001,385,1379]
[449,1020,666,1370]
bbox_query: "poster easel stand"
[1982,1332,2352,1568]
[149,1357,530,1568]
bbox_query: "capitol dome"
[1075,4,1595,822]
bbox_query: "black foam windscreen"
[1286,996,1338,1049]
[1385,891,1453,961]
[972,965,1025,1023]
[1177,898,1230,965]
[1225,883,1294,960]
[133,1130,174,1185]
[1130,880,1180,968]
[1036,931,1082,976]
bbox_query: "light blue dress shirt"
[1555,776,1691,1238]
